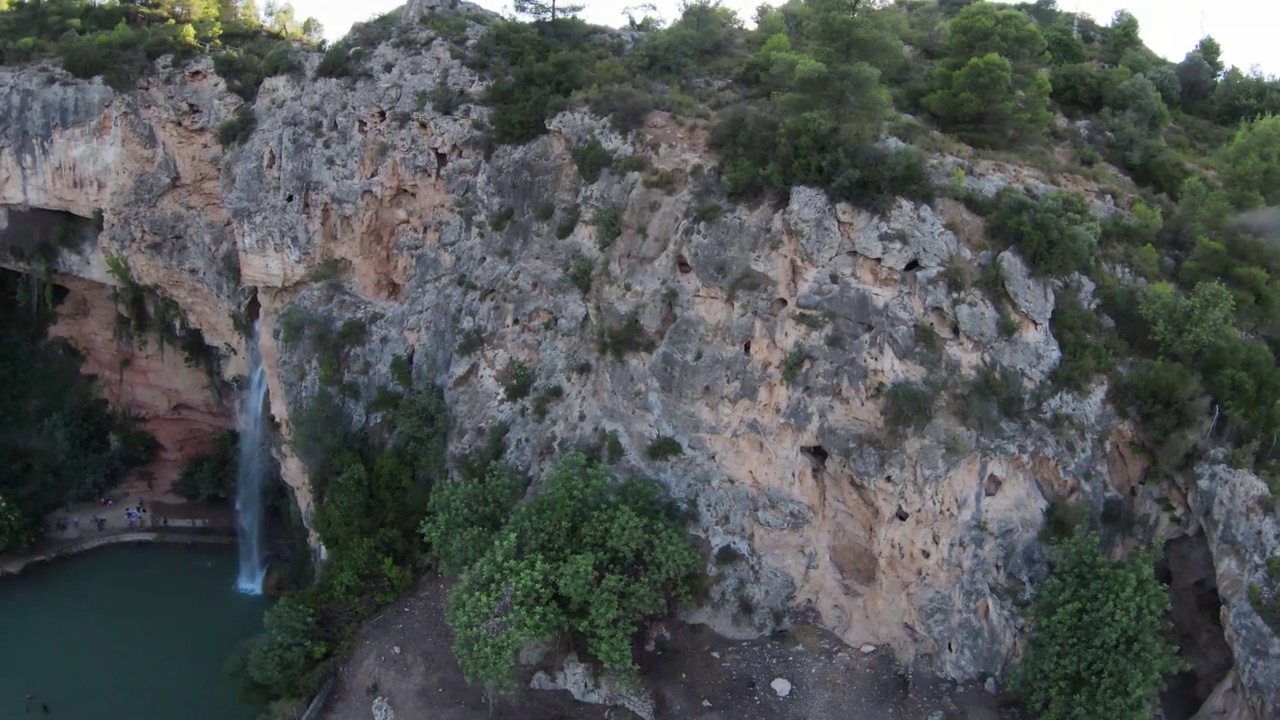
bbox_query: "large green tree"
[447,453,699,693]
[1219,115,1280,209]
[1016,533,1181,720]
[923,2,1051,146]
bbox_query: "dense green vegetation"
[1015,532,1181,720]
[227,383,450,705]
[174,430,238,502]
[0,0,320,92]
[0,269,157,553]
[442,453,699,692]
[228,376,700,711]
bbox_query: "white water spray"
[234,320,269,595]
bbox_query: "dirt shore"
[320,577,1020,720]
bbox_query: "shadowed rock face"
[0,6,1275,711]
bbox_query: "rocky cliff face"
[1,3,1277,715]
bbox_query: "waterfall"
[234,320,269,595]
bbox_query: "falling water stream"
[234,320,269,594]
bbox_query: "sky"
[296,0,1280,76]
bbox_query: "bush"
[963,366,1025,433]
[986,189,1100,277]
[598,313,654,359]
[503,360,534,401]
[781,346,807,384]
[1049,292,1113,391]
[645,436,684,460]
[447,453,699,692]
[217,107,258,147]
[241,597,324,699]
[571,136,613,183]
[175,431,239,502]
[1015,533,1181,720]
[420,461,527,576]
[1111,359,1210,443]
[565,256,593,294]
[883,380,934,432]
[593,206,622,249]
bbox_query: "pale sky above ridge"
[293,0,1279,76]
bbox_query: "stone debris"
[371,696,394,720]
[771,678,793,698]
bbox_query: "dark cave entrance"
[1157,534,1233,720]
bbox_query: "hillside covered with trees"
[2,1,1280,720]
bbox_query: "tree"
[926,53,1052,146]
[1139,280,1237,362]
[244,597,324,697]
[420,461,527,576]
[1102,10,1141,66]
[1146,64,1181,105]
[1042,19,1084,66]
[1109,73,1171,130]
[945,1,1048,66]
[1219,115,1280,209]
[300,17,324,43]
[1195,35,1224,76]
[446,453,699,693]
[513,0,584,22]
[925,3,1051,146]
[0,492,32,554]
[986,189,1100,276]
[1177,52,1217,111]
[1015,533,1181,720]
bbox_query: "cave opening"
[243,290,261,326]
[801,445,829,471]
[743,340,751,356]
[1158,534,1233,720]
[0,206,97,261]
[903,258,921,272]
[676,254,693,274]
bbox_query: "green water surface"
[0,543,268,720]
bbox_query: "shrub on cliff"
[1015,532,1181,720]
[447,453,699,693]
[986,189,1100,277]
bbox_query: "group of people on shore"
[46,496,166,538]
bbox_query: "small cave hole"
[676,254,692,274]
[895,507,910,521]
[771,298,789,315]
[743,340,752,356]
[265,149,276,169]
[947,642,954,654]
[903,259,921,272]
[481,289,498,303]
[373,109,387,122]
[285,193,294,203]
[921,549,931,559]
[243,291,261,325]
[984,474,1002,497]
[801,445,830,471]
[434,149,449,176]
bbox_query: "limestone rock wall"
[0,7,1274,710]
